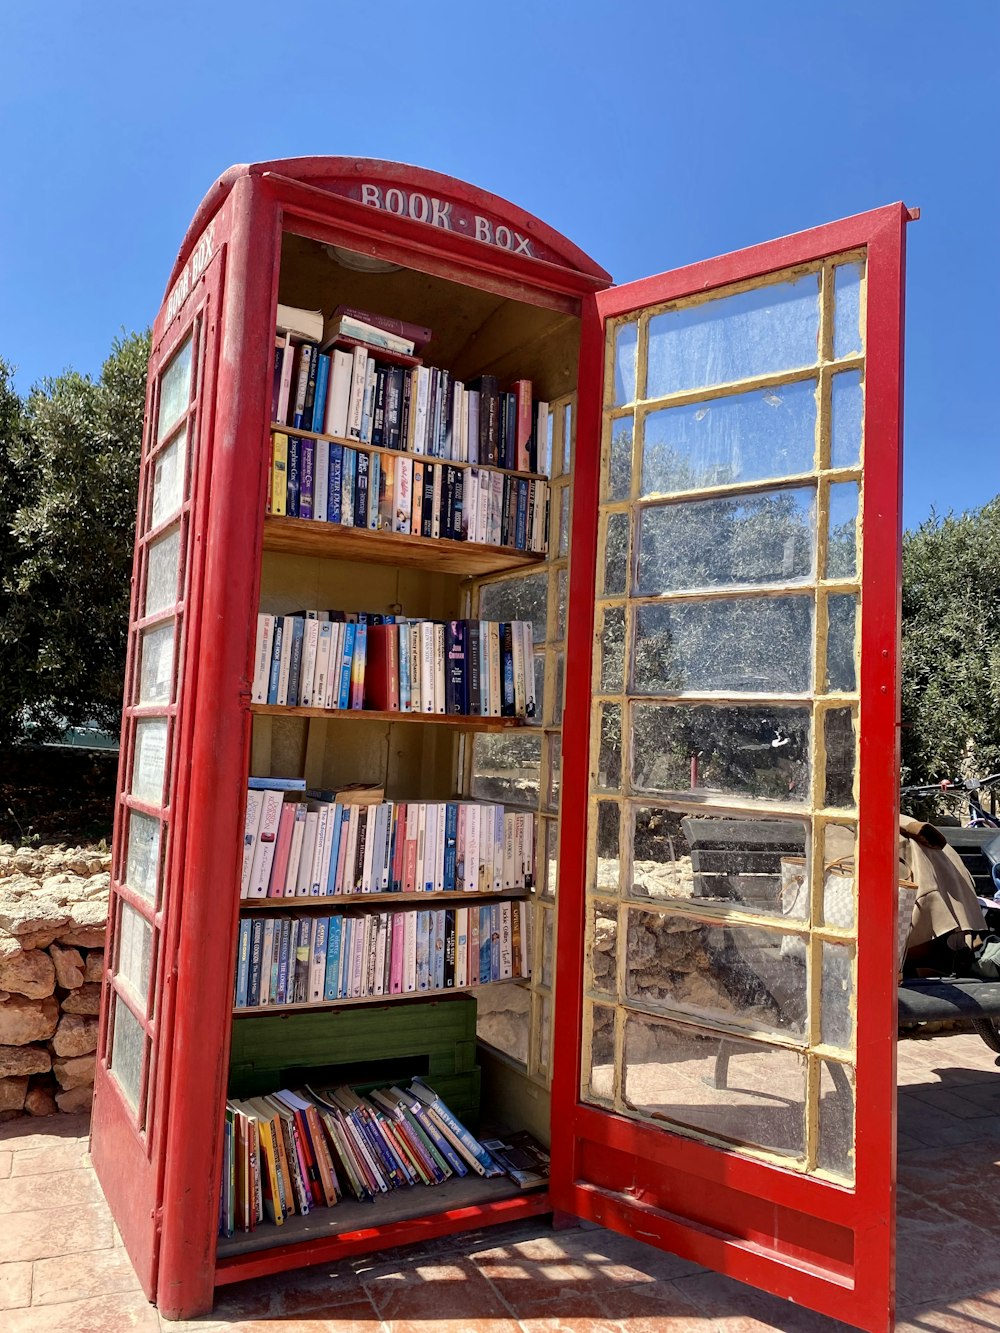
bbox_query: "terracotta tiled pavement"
[3,1031,1000,1331]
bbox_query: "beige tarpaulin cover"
[899,816,986,949]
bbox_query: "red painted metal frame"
[551,203,909,1333]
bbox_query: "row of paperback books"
[266,433,549,553]
[241,783,537,900]
[233,900,530,1009]
[251,612,537,718]
[221,1078,526,1233]
[273,321,548,475]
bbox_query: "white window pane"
[132,719,168,807]
[138,621,175,705]
[157,336,193,442]
[144,527,181,618]
[110,994,145,1113]
[833,263,864,359]
[613,322,638,407]
[151,427,187,529]
[830,371,862,470]
[125,811,161,906]
[117,903,153,1004]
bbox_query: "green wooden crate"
[228,995,481,1123]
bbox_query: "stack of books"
[220,1078,510,1234]
[233,898,530,1009]
[252,612,536,718]
[241,782,536,900]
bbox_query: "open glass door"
[552,205,909,1333]
[90,249,224,1296]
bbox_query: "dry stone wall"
[0,843,109,1119]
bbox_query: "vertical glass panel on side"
[544,819,559,901]
[818,1060,855,1181]
[822,823,856,929]
[621,1013,806,1157]
[827,482,859,580]
[833,262,864,359]
[538,993,552,1078]
[607,416,633,501]
[641,379,817,496]
[589,900,618,998]
[540,907,555,989]
[586,1001,616,1104]
[555,569,568,641]
[636,488,816,595]
[825,595,858,693]
[545,733,562,812]
[625,911,808,1037]
[631,703,811,803]
[562,403,573,474]
[109,994,146,1113]
[479,573,548,640]
[144,526,181,618]
[823,708,857,809]
[131,719,169,808]
[471,733,541,807]
[613,322,638,406]
[138,621,175,705]
[596,704,622,791]
[156,336,193,442]
[632,597,813,696]
[540,407,553,478]
[599,605,626,693]
[821,941,854,1050]
[533,652,548,725]
[602,512,629,596]
[629,807,808,917]
[592,801,621,895]
[150,428,187,530]
[125,811,162,907]
[830,371,863,470]
[117,903,153,1005]
[558,486,570,558]
[476,982,529,1066]
[646,274,820,398]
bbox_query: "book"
[276,304,324,343]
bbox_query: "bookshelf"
[232,978,529,1017]
[249,703,529,729]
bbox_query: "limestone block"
[53,1053,97,1090]
[83,951,105,983]
[61,983,102,1016]
[57,927,107,950]
[52,1013,99,1057]
[0,1044,51,1077]
[55,1083,93,1114]
[50,942,85,990]
[0,885,70,938]
[0,942,56,999]
[0,1076,28,1112]
[24,1084,58,1116]
[0,995,60,1045]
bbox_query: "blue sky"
[1,1,996,528]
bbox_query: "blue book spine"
[368,453,380,529]
[312,917,328,998]
[490,904,500,980]
[479,906,491,984]
[337,623,357,710]
[412,1082,500,1176]
[325,803,343,895]
[287,617,305,707]
[443,803,458,892]
[432,910,445,990]
[311,352,331,433]
[248,776,307,791]
[341,449,356,527]
[267,617,284,705]
[324,916,343,999]
[410,1100,467,1177]
[351,620,366,711]
[275,919,292,1004]
[235,919,252,1008]
[339,918,353,997]
[299,438,315,520]
[398,623,411,711]
[268,921,282,1004]
[328,443,344,524]
[515,479,528,550]
[247,919,265,1007]
[287,436,301,518]
[353,451,370,527]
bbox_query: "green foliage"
[0,332,150,742]
[900,499,1000,784]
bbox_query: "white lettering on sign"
[165,222,216,324]
[354,185,534,258]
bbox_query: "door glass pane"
[825,595,857,693]
[545,734,561,812]
[632,597,813,695]
[822,824,855,929]
[131,719,169,807]
[629,807,809,916]
[144,527,181,618]
[607,417,633,501]
[646,274,820,398]
[613,322,637,406]
[596,704,622,792]
[589,900,617,998]
[138,621,175,705]
[476,982,528,1065]
[621,1012,806,1157]
[823,708,856,809]
[631,703,811,803]
[479,573,548,640]
[117,903,153,1005]
[592,802,621,894]
[599,606,625,693]
[827,483,859,579]
[602,513,629,596]
[641,379,817,497]
[636,488,816,594]
[818,1060,855,1180]
[821,941,854,1049]
[110,994,145,1113]
[587,1002,615,1103]
[150,428,187,530]
[156,335,193,442]
[543,818,559,901]
[830,371,863,469]
[558,486,570,557]
[125,811,162,906]
[470,733,540,806]
[833,262,864,359]
[540,908,555,989]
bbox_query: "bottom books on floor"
[220,1077,549,1235]
[234,901,530,1009]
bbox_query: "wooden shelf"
[241,890,530,911]
[250,701,530,731]
[270,423,548,483]
[233,978,528,1017]
[320,335,422,368]
[215,1172,547,1261]
[262,513,544,575]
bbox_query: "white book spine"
[313,439,329,523]
[464,805,480,893]
[296,811,319,896]
[434,801,446,892]
[310,804,330,896]
[299,619,321,708]
[478,805,493,893]
[433,623,446,714]
[284,804,306,897]
[276,332,294,423]
[499,902,513,979]
[373,915,387,995]
[413,366,430,454]
[324,623,343,709]
[360,358,377,443]
[325,350,354,438]
[503,813,515,891]
[478,470,491,544]
[314,622,334,710]
[419,624,435,714]
[361,803,379,894]
[247,790,284,898]
[308,917,327,1002]
[240,789,265,899]
[512,620,525,719]
[252,615,274,704]
[465,467,478,544]
[523,813,535,891]
[422,803,437,893]
[276,622,294,706]
[346,347,367,439]
[467,390,480,465]
[395,455,413,534]
[456,907,468,989]
[403,910,417,992]
[522,622,537,720]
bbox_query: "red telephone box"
[90,157,910,1332]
